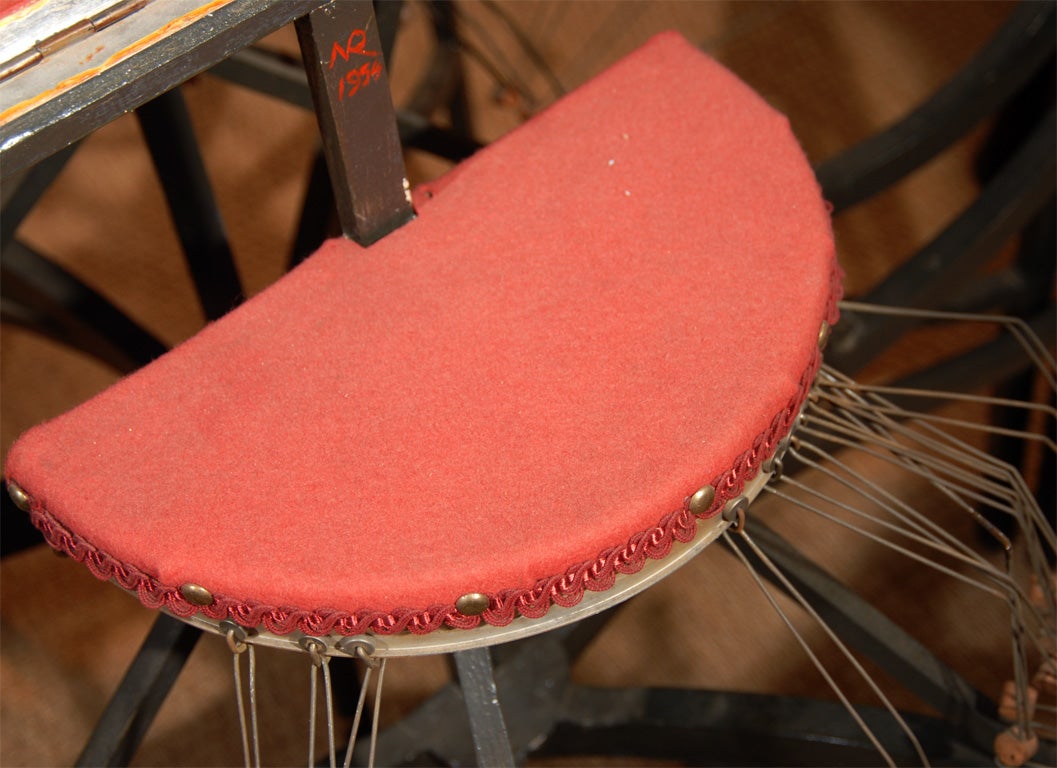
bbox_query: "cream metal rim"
[172,464,779,658]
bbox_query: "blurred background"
[0,1,1039,765]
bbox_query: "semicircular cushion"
[5,32,841,636]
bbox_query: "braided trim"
[23,260,842,637]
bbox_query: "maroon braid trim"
[21,260,842,637]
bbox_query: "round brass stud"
[455,592,490,616]
[7,482,31,513]
[817,321,832,352]
[687,485,716,516]
[179,583,214,606]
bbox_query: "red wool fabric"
[0,0,36,20]
[6,33,841,635]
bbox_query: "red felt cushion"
[6,32,840,636]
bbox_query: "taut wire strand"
[722,530,901,768]
[249,644,260,768]
[228,630,251,768]
[308,660,318,768]
[322,655,337,768]
[342,663,374,768]
[368,658,388,768]
[835,301,1057,388]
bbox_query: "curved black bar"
[538,685,1000,767]
[827,108,1056,374]
[1,240,168,374]
[815,1,1055,214]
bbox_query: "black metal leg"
[454,648,516,767]
[136,88,245,321]
[289,147,339,269]
[351,620,583,766]
[76,614,202,767]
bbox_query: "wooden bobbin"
[994,727,1039,767]
[998,680,1038,723]
[1028,571,1056,609]
[1034,657,1057,697]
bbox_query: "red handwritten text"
[328,29,382,101]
